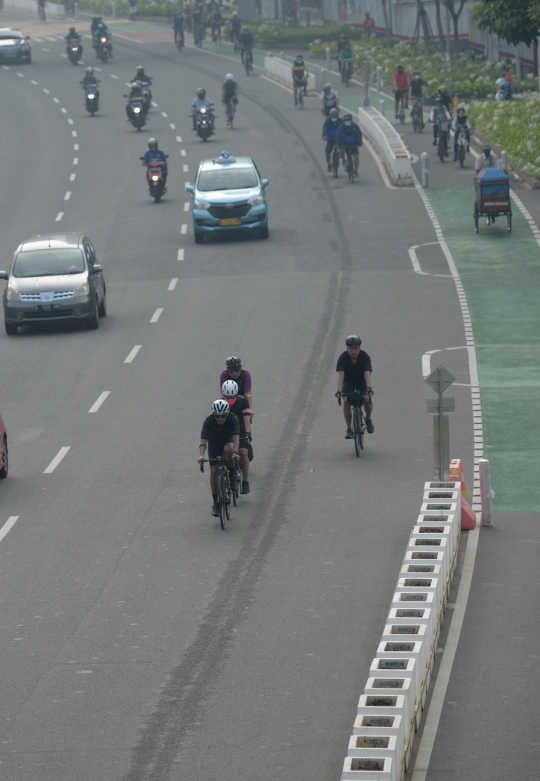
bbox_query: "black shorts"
[340,144,359,155]
[208,438,233,465]
[325,139,337,153]
[395,88,407,102]
[341,382,368,406]
[239,437,249,450]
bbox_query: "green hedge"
[254,23,363,47]
[78,0,177,17]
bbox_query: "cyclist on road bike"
[409,70,427,126]
[230,10,241,44]
[222,380,252,494]
[336,113,362,177]
[335,335,374,438]
[322,107,342,172]
[393,64,410,119]
[173,10,185,45]
[239,25,254,64]
[198,399,240,517]
[429,97,451,154]
[437,85,453,114]
[222,74,238,124]
[220,356,253,417]
[321,83,339,116]
[339,41,354,82]
[291,55,308,106]
[337,33,350,73]
[452,105,472,161]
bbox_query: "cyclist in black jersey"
[335,335,374,437]
[198,399,240,517]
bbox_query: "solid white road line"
[44,447,71,474]
[64,191,71,201]
[183,163,189,172]
[169,123,176,130]
[168,278,178,291]
[0,516,19,545]
[181,149,186,157]
[177,249,185,261]
[180,224,187,234]
[88,391,110,413]
[183,202,190,212]
[150,308,163,323]
[70,173,76,181]
[124,345,141,364]
[55,212,64,221]
[176,135,182,143]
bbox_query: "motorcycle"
[128,98,146,130]
[140,79,152,112]
[82,81,100,115]
[96,35,111,63]
[195,107,212,141]
[141,158,169,203]
[67,38,82,64]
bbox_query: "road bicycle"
[224,98,236,128]
[455,130,469,168]
[243,47,253,75]
[294,78,306,108]
[341,58,352,87]
[337,390,369,457]
[200,456,237,530]
[342,146,355,184]
[411,101,424,133]
[194,22,205,48]
[331,143,340,178]
[437,129,448,163]
[398,94,406,124]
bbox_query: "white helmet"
[212,399,230,416]
[225,73,234,81]
[222,380,238,397]
[495,77,506,88]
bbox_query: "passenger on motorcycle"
[239,26,254,63]
[222,380,252,495]
[321,83,339,116]
[90,15,102,34]
[291,55,308,106]
[126,81,146,119]
[141,138,168,189]
[222,74,238,124]
[322,107,342,171]
[336,113,362,176]
[393,64,410,118]
[430,97,451,154]
[452,106,472,161]
[65,26,82,55]
[93,23,112,55]
[191,87,215,132]
[133,65,152,108]
[409,70,427,125]
[339,42,354,82]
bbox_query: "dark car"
[0,28,31,63]
[0,233,107,334]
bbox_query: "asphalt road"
[0,17,474,781]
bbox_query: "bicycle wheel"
[224,475,231,521]
[347,152,354,184]
[438,141,445,163]
[218,474,228,529]
[412,111,418,133]
[353,407,361,457]
[459,145,465,168]
[332,148,339,177]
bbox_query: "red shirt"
[393,70,410,90]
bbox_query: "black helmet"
[342,112,352,121]
[69,26,76,32]
[397,64,404,70]
[345,335,362,347]
[196,87,206,98]
[226,356,242,370]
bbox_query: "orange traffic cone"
[449,458,476,529]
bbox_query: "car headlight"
[6,284,20,301]
[247,195,264,206]
[193,199,210,210]
[74,280,89,297]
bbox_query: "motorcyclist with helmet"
[126,81,146,119]
[191,87,215,132]
[65,26,83,56]
[198,399,240,517]
[322,107,342,172]
[291,54,308,106]
[141,138,168,190]
[132,65,152,110]
[80,66,100,104]
[336,335,374,438]
[321,83,339,116]
[221,380,252,494]
[93,22,112,57]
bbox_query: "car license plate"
[37,304,60,311]
[219,217,241,226]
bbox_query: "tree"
[473,0,539,75]
[434,0,446,51]
[442,0,467,49]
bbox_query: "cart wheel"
[508,213,512,232]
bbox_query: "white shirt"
[475,153,501,172]
[191,96,214,111]
[321,88,339,105]
[429,105,451,131]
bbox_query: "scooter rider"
[133,65,152,109]
[452,105,472,161]
[191,87,215,132]
[93,22,112,56]
[141,138,168,190]
[65,26,83,55]
[81,66,99,102]
[126,81,146,119]
[322,107,342,172]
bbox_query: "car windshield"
[197,166,258,192]
[13,248,85,278]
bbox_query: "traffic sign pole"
[425,364,455,480]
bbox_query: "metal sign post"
[425,364,455,480]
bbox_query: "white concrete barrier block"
[364,677,416,734]
[381,624,430,676]
[415,514,459,558]
[423,481,459,491]
[356,695,409,768]
[341,756,393,781]
[375,640,430,697]
[422,490,460,502]
[357,106,413,186]
[407,537,450,585]
[352,714,409,771]
[387,607,439,681]
[369,657,421,711]
[396,574,445,617]
[421,501,461,528]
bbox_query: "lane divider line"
[88,391,110,413]
[74,144,79,151]
[53,97,59,103]
[72,130,77,138]
[124,345,141,364]
[67,118,74,125]
[161,111,168,117]
[42,88,50,93]
[44,446,71,474]
[61,107,67,113]
[17,71,24,77]
[180,224,187,234]
[176,135,182,143]
[169,123,176,130]
[55,212,64,222]
[64,191,71,201]
[168,278,178,291]
[183,202,190,212]
[42,48,50,52]
[110,74,118,79]
[177,249,185,261]
[2,65,10,70]
[181,149,187,157]
[150,308,163,323]
[31,79,38,85]
[0,516,19,545]
[183,164,188,172]
[70,173,76,181]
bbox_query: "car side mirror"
[26,36,31,40]
[261,179,269,188]
[92,264,103,274]
[185,184,194,194]
[0,271,8,281]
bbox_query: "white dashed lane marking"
[124,345,141,364]
[70,173,76,181]
[168,278,178,291]
[181,149,187,157]
[177,249,185,261]
[180,224,187,234]
[0,517,19,545]
[73,158,79,165]
[150,308,163,323]
[64,192,71,201]
[72,131,77,137]
[55,212,64,221]
[183,164,188,172]
[169,123,176,130]
[176,135,182,143]
[44,447,71,474]
[183,202,190,212]
[88,392,110,413]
